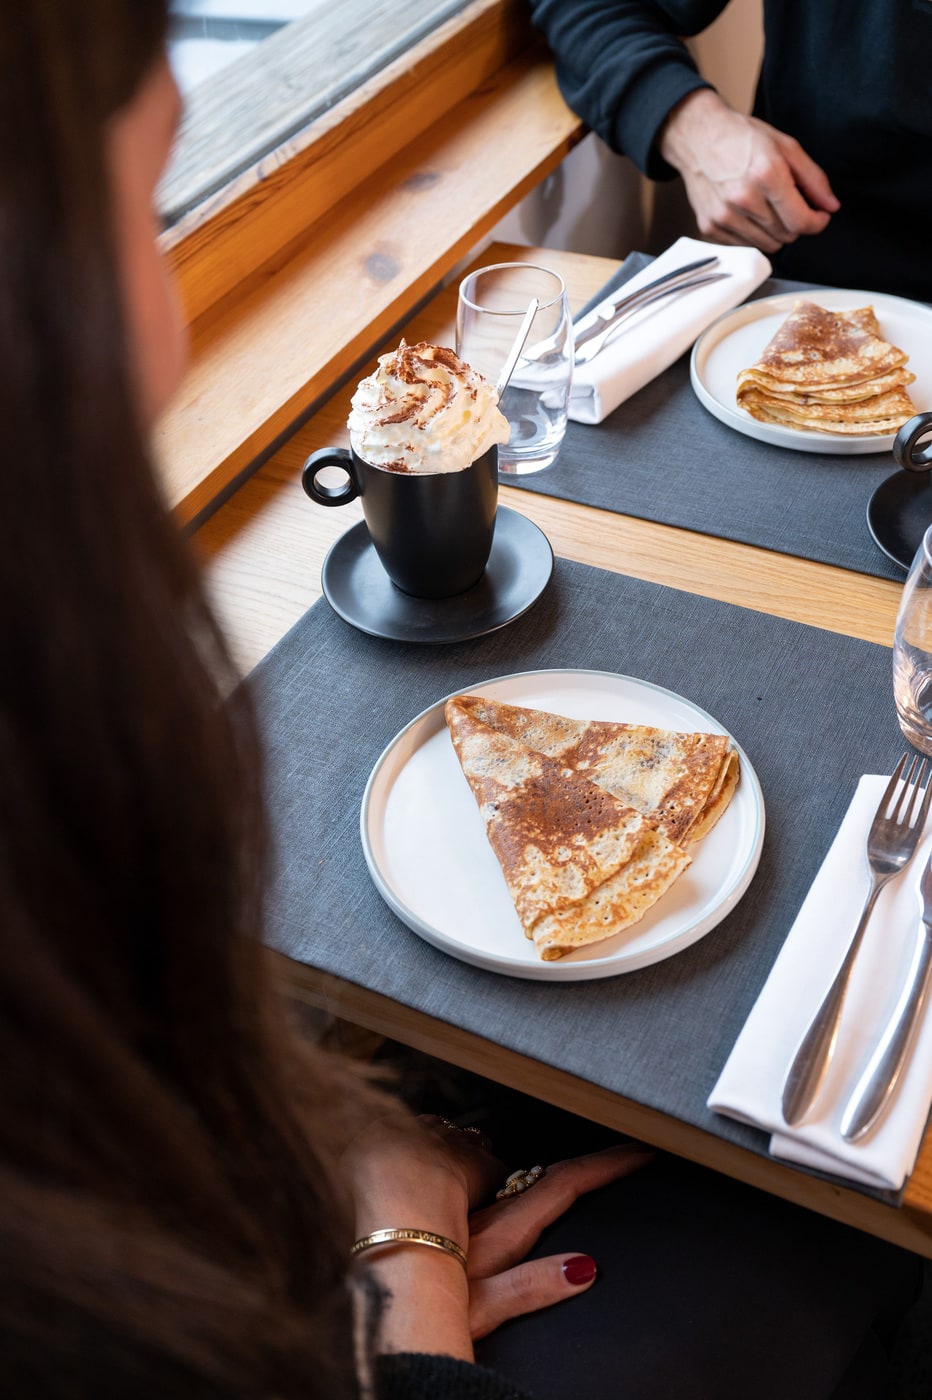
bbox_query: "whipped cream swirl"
[348,341,510,474]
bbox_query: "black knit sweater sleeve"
[527,0,729,178]
[374,1352,533,1400]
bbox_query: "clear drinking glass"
[456,262,573,475]
[893,523,932,754]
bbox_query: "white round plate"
[360,669,765,982]
[690,289,932,455]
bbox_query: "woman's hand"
[346,1112,653,1360]
[345,1113,506,1363]
[346,1112,504,1246]
[466,1143,654,1339]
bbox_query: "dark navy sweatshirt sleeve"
[527,1,730,177]
[375,1351,534,1399]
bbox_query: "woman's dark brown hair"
[0,4,374,1392]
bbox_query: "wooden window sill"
[154,2,584,528]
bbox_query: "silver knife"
[840,850,932,1142]
[573,255,720,356]
[574,271,729,365]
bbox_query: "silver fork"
[840,848,932,1142]
[781,754,932,1127]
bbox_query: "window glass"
[169,2,305,93]
[163,0,471,225]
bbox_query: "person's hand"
[658,88,840,254]
[344,1114,653,1361]
[346,1111,503,1245]
[344,1113,501,1363]
[466,1143,654,1339]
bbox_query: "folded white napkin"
[709,774,932,1191]
[570,236,772,426]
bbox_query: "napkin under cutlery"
[709,774,932,1191]
[570,236,771,426]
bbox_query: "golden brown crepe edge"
[531,828,692,960]
[738,384,915,435]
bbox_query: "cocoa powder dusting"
[393,341,465,383]
[482,769,629,871]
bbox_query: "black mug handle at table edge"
[894,413,932,473]
[302,448,360,505]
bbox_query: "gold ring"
[496,1164,545,1199]
[439,1118,483,1137]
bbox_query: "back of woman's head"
[0,6,370,1393]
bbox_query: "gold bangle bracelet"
[350,1228,467,1270]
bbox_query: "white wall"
[494,0,763,259]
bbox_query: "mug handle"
[301,447,359,505]
[893,413,932,474]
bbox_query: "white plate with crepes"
[360,669,765,982]
[690,289,932,455]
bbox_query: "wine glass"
[894,522,932,754]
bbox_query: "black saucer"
[320,506,554,644]
[867,471,932,571]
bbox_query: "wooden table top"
[194,243,930,1256]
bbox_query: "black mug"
[302,444,499,598]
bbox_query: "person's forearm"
[528,0,727,174]
[657,86,731,173]
[354,1168,474,1360]
[359,1248,474,1361]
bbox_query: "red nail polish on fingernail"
[563,1254,597,1286]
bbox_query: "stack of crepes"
[445,695,739,961]
[736,300,915,435]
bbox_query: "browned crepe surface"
[447,694,738,844]
[444,696,740,960]
[739,301,907,387]
[736,300,915,435]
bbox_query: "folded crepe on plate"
[736,300,915,435]
[444,695,740,961]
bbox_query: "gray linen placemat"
[507,254,906,582]
[253,558,915,1203]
